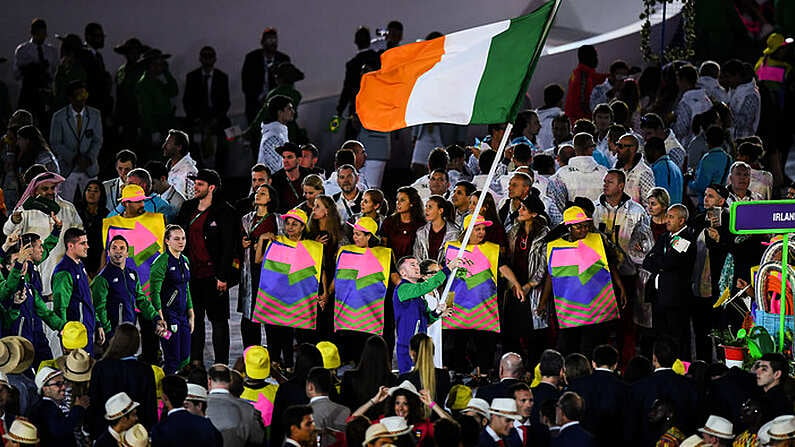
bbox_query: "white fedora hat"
[122,423,150,447]
[388,380,420,397]
[105,392,141,420]
[2,419,39,444]
[698,415,734,440]
[769,415,795,441]
[186,383,208,402]
[489,398,522,421]
[361,417,412,446]
[680,435,706,447]
[34,366,63,394]
[463,398,490,419]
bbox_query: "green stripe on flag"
[470,0,558,124]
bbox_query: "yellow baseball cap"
[348,216,379,236]
[244,346,271,380]
[61,321,88,350]
[316,341,341,369]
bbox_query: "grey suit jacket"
[309,397,350,447]
[49,104,103,177]
[206,390,266,447]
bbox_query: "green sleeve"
[34,291,65,330]
[39,230,61,265]
[149,255,167,311]
[185,256,193,311]
[396,269,448,302]
[90,275,110,332]
[51,270,74,323]
[3,301,20,330]
[134,278,159,321]
[0,264,23,305]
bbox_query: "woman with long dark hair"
[239,184,280,348]
[341,335,397,415]
[75,179,108,276]
[382,186,425,261]
[307,195,346,340]
[16,125,60,175]
[413,195,459,263]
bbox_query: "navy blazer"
[530,382,561,426]
[508,423,551,447]
[93,429,122,447]
[567,370,628,446]
[629,369,698,446]
[29,398,85,447]
[478,428,521,447]
[552,423,595,447]
[151,409,223,447]
[476,378,521,404]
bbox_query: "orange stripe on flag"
[356,37,446,132]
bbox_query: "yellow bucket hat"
[244,346,271,380]
[62,321,88,350]
[316,341,341,369]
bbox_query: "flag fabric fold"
[546,233,620,328]
[442,241,501,333]
[333,245,392,335]
[356,0,559,132]
[253,236,324,330]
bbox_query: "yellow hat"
[281,208,308,226]
[530,363,542,387]
[445,384,473,411]
[348,216,379,236]
[563,206,592,225]
[120,184,150,203]
[62,321,88,350]
[316,341,341,369]
[673,359,686,375]
[764,33,793,55]
[462,214,493,229]
[244,346,271,380]
[151,365,165,398]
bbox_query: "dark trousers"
[654,305,689,360]
[556,322,610,356]
[691,297,715,362]
[138,315,161,365]
[444,330,497,373]
[617,274,639,365]
[265,324,294,368]
[190,277,230,365]
[240,317,262,348]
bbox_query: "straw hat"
[316,341,341,369]
[462,397,490,419]
[2,420,39,445]
[698,415,734,440]
[186,384,208,402]
[769,416,795,441]
[0,371,9,389]
[680,435,706,447]
[489,398,522,421]
[388,380,420,397]
[0,336,34,374]
[62,321,89,350]
[35,366,63,394]
[244,346,271,380]
[56,348,95,382]
[105,392,140,420]
[563,206,592,225]
[362,417,412,446]
[0,338,17,374]
[122,423,150,447]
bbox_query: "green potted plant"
[710,327,748,368]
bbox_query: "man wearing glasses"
[29,366,90,445]
[615,134,655,207]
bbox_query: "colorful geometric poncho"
[442,241,501,333]
[333,245,392,335]
[253,235,323,329]
[546,232,619,328]
[101,212,166,299]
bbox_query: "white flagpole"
[439,123,514,309]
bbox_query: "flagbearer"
[91,235,168,339]
[149,224,194,373]
[539,206,625,356]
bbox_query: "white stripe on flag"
[404,20,510,127]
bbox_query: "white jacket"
[167,154,198,200]
[550,156,608,205]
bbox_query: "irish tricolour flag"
[356,0,560,132]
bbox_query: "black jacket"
[177,196,237,283]
[568,370,629,446]
[183,67,231,128]
[336,49,380,116]
[642,226,697,308]
[476,378,521,404]
[629,369,698,446]
[241,48,290,121]
[151,409,223,447]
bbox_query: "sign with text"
[730,200,795,235]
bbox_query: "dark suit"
[552,422,594,447]
[336,49,380,117]
[567,370,628,446]
[629,369,698,446]
[478,428,521,447]
[706,367,760,428]
[93,428,123,447]
[151,408,223,447]
[183,67,231,128]
[88,358,158,438]
[530,382,561,426]
[270,378,310,445]
[29,398,85,447]
[475,378,521,404]
[508,423,550,447]
[241,49,290,122]
[642,226,697,354]
[340,369,397,416]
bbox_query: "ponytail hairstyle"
[410,333,437,403]
[364,188,389,217]
[427,195,454,223]
[164,224,184,242]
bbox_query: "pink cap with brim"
[281,208,308,226]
